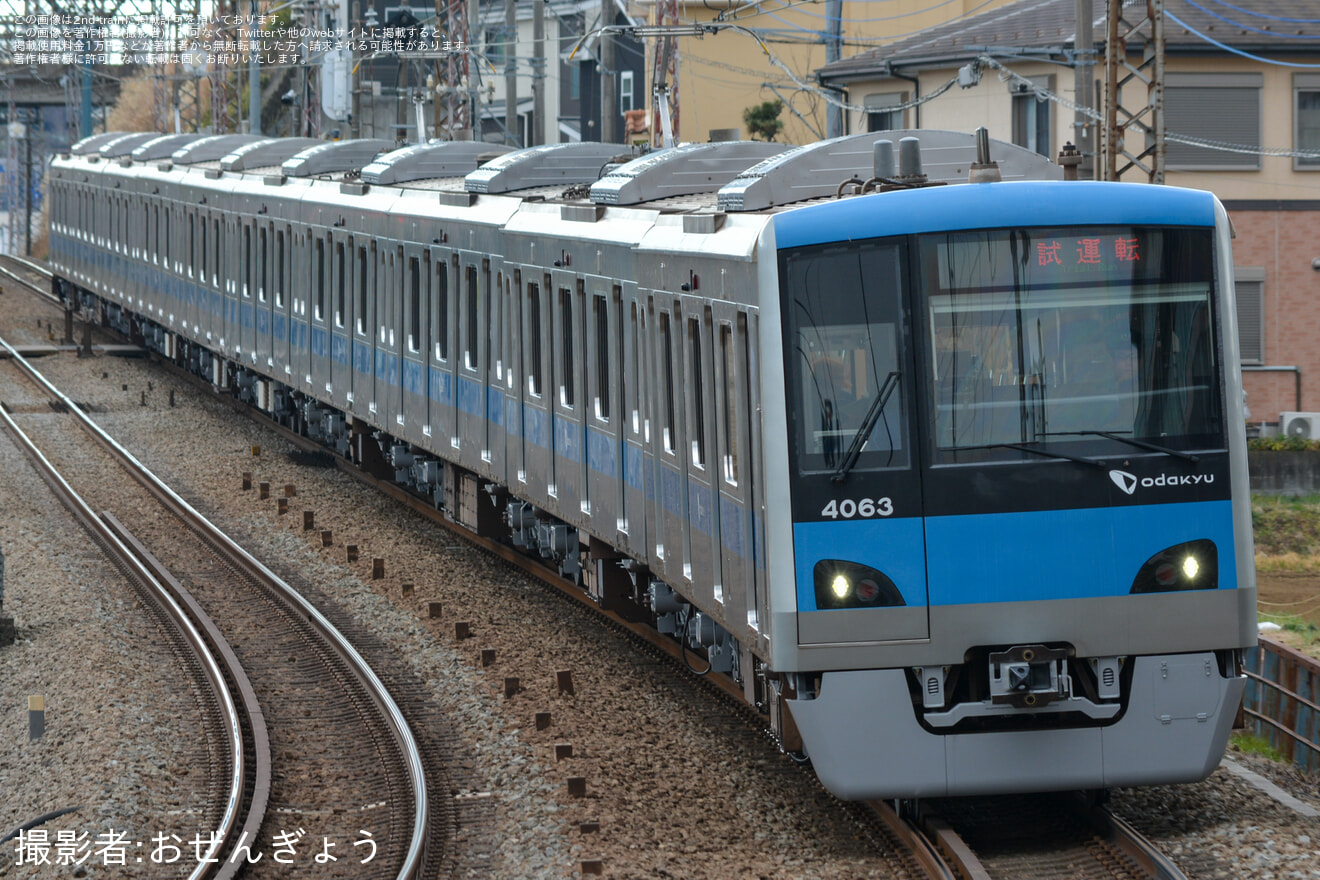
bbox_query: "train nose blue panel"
[923,500,1237,605]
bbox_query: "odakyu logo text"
[1109,469,1214,496]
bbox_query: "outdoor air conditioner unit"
[1280,412,1320,440]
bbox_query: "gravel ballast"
[2,299,1319,878]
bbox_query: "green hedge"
[1248,437,1320,452]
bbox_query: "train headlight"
[813,560,904,610]
[1130,539,1217,594]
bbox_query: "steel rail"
[0,384,246,880]
[4,254,53,279]
[101,513,272,880]
[868,802,964,880]
[1093,806,1189,880]
[0,335,431,880]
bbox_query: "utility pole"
[504,0,518,144]
[249,0,260,134]
[532,0,545,145]
[1101,0,1165,182]
[599,0,617,143]
[1074,0,1094,179]
[824,0,842,138]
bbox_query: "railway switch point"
[555,743,573,761]
[428,602,442,619]
[535,712,552,730]
[557,670,575,696]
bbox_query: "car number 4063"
[820,497,894,518]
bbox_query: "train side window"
[408,256,421,352]
[314,237,326,320]
[379,249,389,343]
[464,265,478,371]
[689,315,706,469]
[721,321,740,485]
[593,292,609,421]
[188,213,195,277]
[527,282,542,397]
[356,245,368,334]
[559,287,575,408]
[335,241,346,327]
[660,310,676,454]
[433,258,448,359]
[274,229,285,307]
[257,227,267,302]
[494,271,504,380]
[505,273,515,387]
[629,301,642,437]
[242,224,251,297]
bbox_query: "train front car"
[768,180,1256,799]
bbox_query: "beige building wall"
[834,55,1320,201]
[632,0,1018,145]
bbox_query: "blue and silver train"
[47,127,1255,798]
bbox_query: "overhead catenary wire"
[1202,0,1320,25]
[1167,10,1320,67]
[1175,0,1320,40]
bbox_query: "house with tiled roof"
[815,0,1320,431]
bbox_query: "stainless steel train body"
[47,130,1256,799]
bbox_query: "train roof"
[57,129,1065,215]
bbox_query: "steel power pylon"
[1101,0,1165,182]
[435,0,470,138]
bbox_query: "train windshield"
[783,241,909,475]
[920,226,1222,460]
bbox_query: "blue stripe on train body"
[791,500,1236,612]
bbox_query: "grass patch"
[1229,731,1286,763]
[1252,494,1320,559]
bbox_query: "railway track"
[0,334,435,879]
[915,793,1188,880]
[3,255,1201,879]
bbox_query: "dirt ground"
[1256,572,1320,657]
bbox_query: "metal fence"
[1243,636,1320,774]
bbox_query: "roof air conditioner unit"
[1280,412,1320,440]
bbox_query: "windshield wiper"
[832,371,901,484]
[1045,430,1200,464]
[952,441,1110,470]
